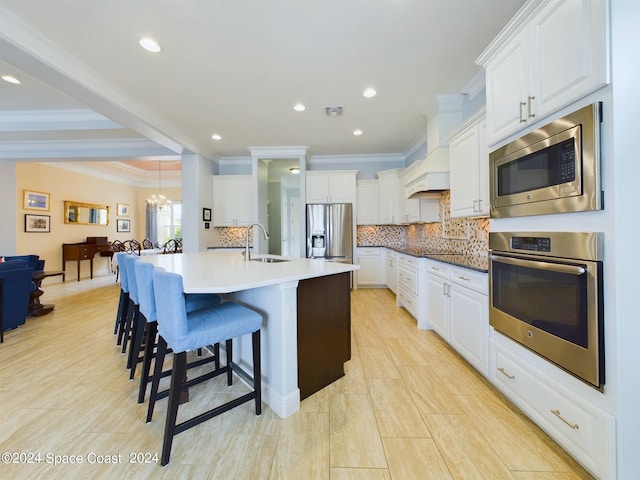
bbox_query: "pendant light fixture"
[147,160,172,208]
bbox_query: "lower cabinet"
[355,247,385,287]
[425,259,489,376]
[385,250,397,294]
[396,252,422,324]
[490,339,615,479]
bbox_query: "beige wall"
[15,163,181,281]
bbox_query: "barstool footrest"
[175,391,258,435]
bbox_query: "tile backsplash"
[357,191,489,256]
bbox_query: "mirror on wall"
[64,201,110,226]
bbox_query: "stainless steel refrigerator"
[306,203,353,263]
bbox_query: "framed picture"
[116,219,131,232]
[25,214,50,233]
[203,207,212,222]
[117,203,130,216]
[23,190,50,211]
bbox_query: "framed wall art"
[116,219,131,232]
[203,207,212,222]
[23,190,50,211]
[117,203,130,216]
[25,214,50,233]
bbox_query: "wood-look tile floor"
[0,274,593,479]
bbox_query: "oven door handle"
[490,254,586,275]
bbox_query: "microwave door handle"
[490,254,586,276]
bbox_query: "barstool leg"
[225,339,233,386]
[161,351,187,467]
[147,336,168,423]
[128,313,147,379]
[253,330,261,415]
[138,321,157,404]
[116,292,130,346]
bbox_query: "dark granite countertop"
[387,246,489,273]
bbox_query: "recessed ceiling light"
[293,103,306,112]
[211,134,222,141]
[139,37,162,53]
[363,87,376,98]
[1,75,21,84]
[289,167,301,174]
[353,129,363,136]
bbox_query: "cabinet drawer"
[449,265,488,294]
[396,286,417,318]
[397,266,417,294]
[397,253,418,269]
[492,342,614,478]
[424,259,449,279]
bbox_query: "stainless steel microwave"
[489,103,603,218]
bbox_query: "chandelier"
[147,160,172,208]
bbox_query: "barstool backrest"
[116,252,129,293]
[152,268,189,351]
[121,254,140,304]
[135,261,156,322]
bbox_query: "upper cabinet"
[356,180,378,225]
[306,170,357,204]
[477,0,610,144]
[376,169,403,225]
[449,109,489,218]
[212,175,255,227]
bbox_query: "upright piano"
[62,236,112,281]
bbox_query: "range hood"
[404,94,464,199]
[405,147,450,199]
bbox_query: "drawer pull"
[551,409,579,430]
[498,367,515,380]
[431,266,440,271]
[457,275,470,282]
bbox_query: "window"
[156,202,181,244]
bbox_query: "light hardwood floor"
[0,274,593,479]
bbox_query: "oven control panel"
[511,236,551,252]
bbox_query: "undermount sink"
[250,257,289,263]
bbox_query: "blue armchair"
[0,260,36,335]
[3,255,44,272]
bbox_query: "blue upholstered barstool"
[134,260,222,403]
[148,267,262,466]
[114,252,131,346]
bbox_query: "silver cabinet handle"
[551,409,580,430]
[457,275,470,282]
[528,95,536,118]
[519,101,527,123]
[478,199,483,211]
[473,200,478,212]
[498,367,515,380]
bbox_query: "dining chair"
[133,260,222,401]
[148,267,262,466]
[114,252,131,345]
[142,238,154,250]
[162,239,177,254]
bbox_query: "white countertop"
[139,250,358,293]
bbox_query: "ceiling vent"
[324,106,344,117]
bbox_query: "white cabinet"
[356,180,378,225]
[402,196,440,224]
[396,253,425,324]
[385,249,397,294]
[490,339,615,479]
[449,109,489,218]
[425,259,489,376]
[355,247,385,287]
[212,175,255,227]
[478,0,609,144]
[306,170,357,204]
[376,169,403,224]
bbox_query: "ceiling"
[0,0,525,185]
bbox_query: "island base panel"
[297,272,351,400]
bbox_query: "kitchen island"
[139,250,358,418]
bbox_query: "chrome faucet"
[244,223,269,261]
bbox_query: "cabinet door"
[213,177,235,226]
[426,274,449,341]
[449,284,488,376]
[485,29,529,143]
[306,174,329,203]
[385,252,396,293]
[531,0,609,119]
[356,181,378,225]
[476,118,490,216]
[328,174,354,203]
[233,176,254,225]
[357,254,382,286]
[450,125,480,218]
[377,173,401,224]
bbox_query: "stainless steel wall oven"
[489,231,604,390]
